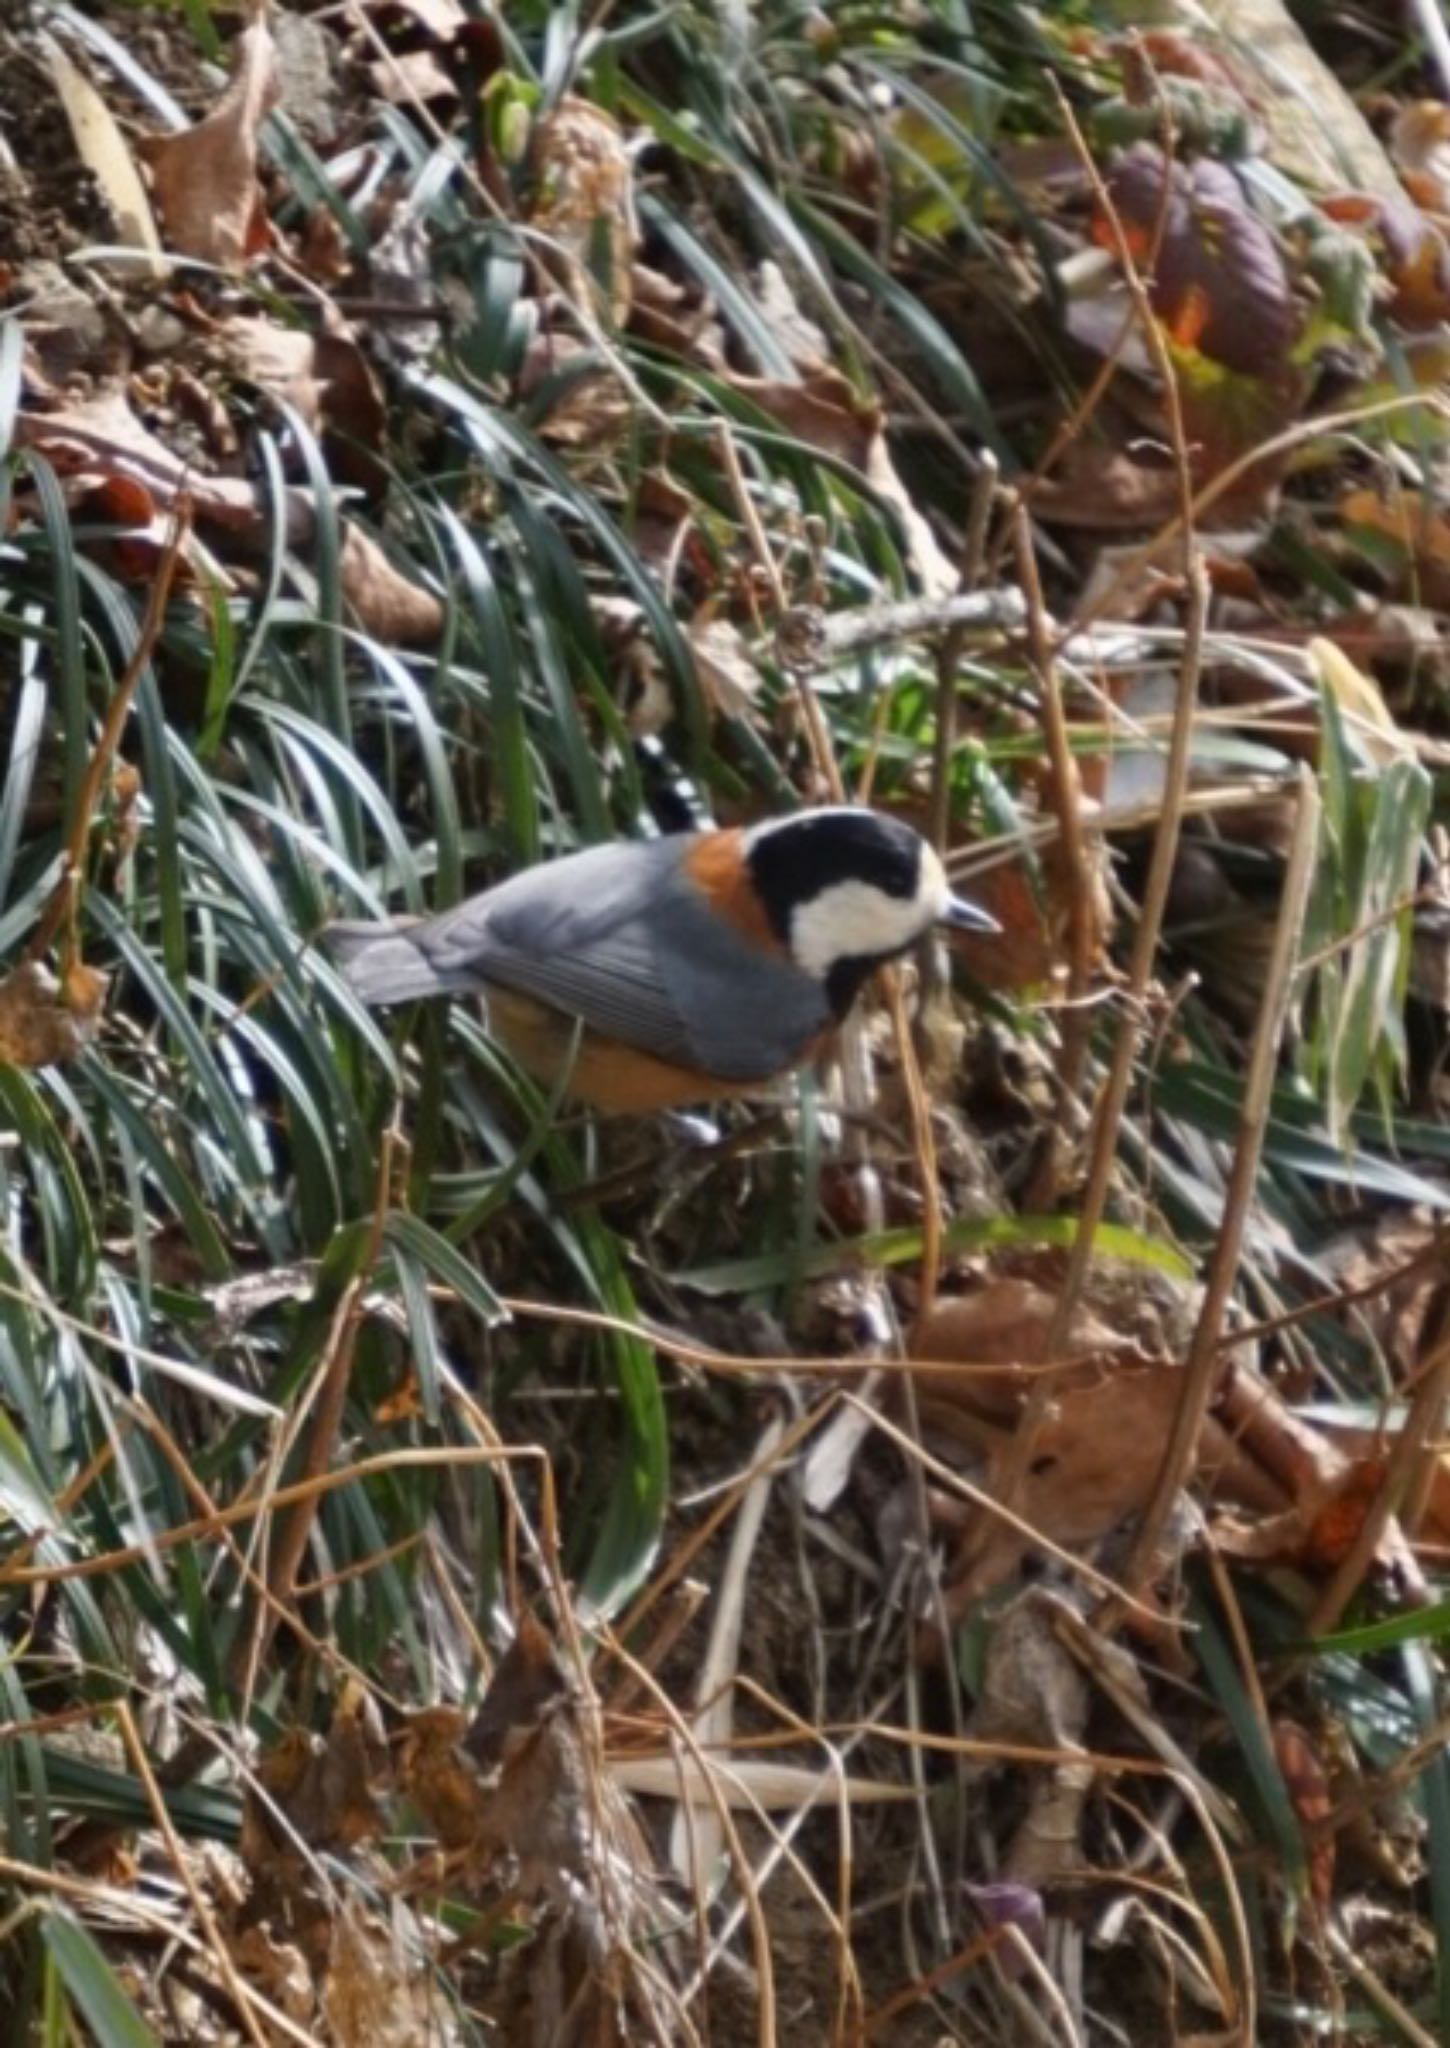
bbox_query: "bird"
[325,806,999,1112]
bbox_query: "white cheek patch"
[790,879,935,979]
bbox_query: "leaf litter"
[3,0,1450,2043]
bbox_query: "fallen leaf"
[688,615,761,720]
[324,1898,447,2048]
[1341,485,1450,604]
[137,13,280,268]
[217,313,387,487]
[1322,189,1450,331]
[231,1925,313,2024]
[1100,146,1298,377]
[1029,442,1182,531]
[516,330,631,450]
[369,48,459,106]
[43,38,164,273]
[337,523,443,647]
[397,1706,487,1852]
[1391,102,1450,211]
[0,960,108,1068]
[529,97,637,324]
[242,1683,390,1864]
[946,1362,1190,1607]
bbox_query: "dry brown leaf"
[397,1705,488,1853]
[687,615,761,721]
[231,1924,313,2024]
[1316,1209,1446,1376]
[517,331,631,449]
[1323,189,1450,331]
[1029,443,1183,532]
[529,96,637,324]
[12,386,283,582]
[217,313,387,480]
[137,13,280,268]
[242,1683,390,1863]
[369,48,459,106]
[14,388,436,631]
[324,1898,449,2048]
[14,384,198,496]
[966,1365,1189,1599]
[911,1277,1130,1424]
[0,960,108,1068]
[626,262,727,366]
[1391,103,1450,211]
[1274,1720,1335,1911]
[1342,486,1450,606]
[338,523,443,647]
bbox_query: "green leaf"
[42,1910,160,2048]
[679,1213,1193,1296]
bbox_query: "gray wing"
[419,837,833,1081]
[416,839,700,1068]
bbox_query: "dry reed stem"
[1047,562,1207,1353]
[0,1442,552,1589]
[1309,1326,1450,1636]
[1125,766,1321,1596]
[1040,81,1205,1351]
[115,1699,274,2048]
[0,1856,318,2046]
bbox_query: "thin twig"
[1125,766,1321,1596]
[1047,561,1208,1351]
[115,1702,273,2048]
[248,1118,403,1675]
[1308,1328,1450,1637]
[1014,499,1098,1209]
[800,584,1022,664]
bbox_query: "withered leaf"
[0,961,108,1068]
[529,97,637,324]
[338,523,444,648]
[398,1705,488,1852]
[137,14,280,268]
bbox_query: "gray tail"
[321,920,456,1006]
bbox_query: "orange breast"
[482,984,781,1112]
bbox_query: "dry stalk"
[1070,391,1450,640]
[1124,766,1321,1597]
[1309,1326,1450,1636]
[115,1700,275,2048]
[928,453,1000,857]
[1013,500,1098,1210]
[0,1443,547,1590]
[1046,561,1207,1351]
[1037,74,1203,1350]
[236,1117,404,1712]
[0,1856,317,2046]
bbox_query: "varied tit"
[326,806,998,1112]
